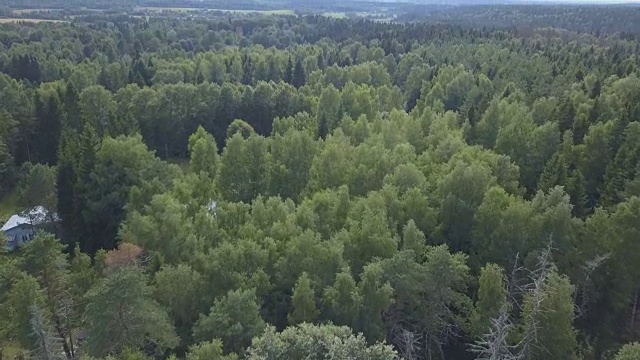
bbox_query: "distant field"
[13,8,63,14]
[136,6,199,12]
[209,9,295,15]
[323,12,348,19]
[136,7,294,15]
[0,18,66,23]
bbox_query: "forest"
[1,4,640,360]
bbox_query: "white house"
[1,206,51,251]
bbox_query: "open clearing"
[136,7,294,15]
[0,18,66,23]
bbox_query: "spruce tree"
[288,272,318,325]
[292,58,306,89]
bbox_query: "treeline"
[403,4,640,36]
[1,12,640,360]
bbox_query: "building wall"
[3,224,35,251]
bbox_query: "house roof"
[1,206,50,232]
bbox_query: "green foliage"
[153,264,206,329]
[16,163,56,216]
[316,85,342,138]
[2,10,640,360]
[84,266,178,357]
[4,273,45,349]
[186,340,238,360]
[470,263,508,338]
[247,323,397,360]
[217,134,269,203]
[288,272,319,325]
[519,271,578,360]
[193,288,266,355]
[188,126,219,178]
[323,267,362,329]
[615,343,640,360]
[83,134,178,254]
[120,193,200,265]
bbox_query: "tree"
[84,266,178,357]
[4,274,45,349]
[186,340,238,360]
[32,90,62,165]
[519,271,578,360]
[56,124,99,246]
[316,85,342,138]
[21,233,79,359]
[470,264,508,338]
[308,131,352,193]
[438,162,495,254]
[323,267,361,328]
[188,126,219,179]
[356,261,394,342]
[153,264,207,347]
[288,272,319,325]
[17,163,57,221]
[242,55,253,85]
[268,129,318,202]
[402,219,426,258]
[29,305,65,360]
[615,343,640,360]
[226,119,255,140]
[342,208,398,276]
[120,193,199,265]
[247,323,397,360]
[292,58,306,89]
[217,133,269,203]
[555,96,576,134]
[82,135,177,254]
[79,85,120,137]
[421,245,472,356]
[193,288,266,355]
[284,56,294,85]
[603,122,640,206]
[0,138,15,194]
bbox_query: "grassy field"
[0,18,66,23]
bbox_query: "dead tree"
[397,329,422,360]
[516,242,555,360]
[470,305,521,360]
[30,306,66,360]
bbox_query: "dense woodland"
[2,6,640,360]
